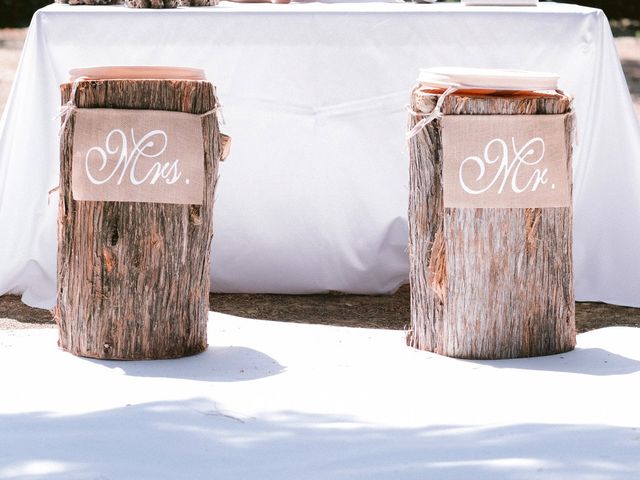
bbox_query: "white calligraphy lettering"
[85,128,183,186]
[459,137,549,195]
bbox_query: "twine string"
[55,76,88,137]
[406,85,458,140]
[52,79,226,197]
[57,77,224,136]
[200,102,225,125]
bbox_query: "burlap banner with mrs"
[72,109,205,205]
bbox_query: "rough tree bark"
[178,0,219,5]
[56,79,222,359]
[124,0,178,8]
[407,89,575,359]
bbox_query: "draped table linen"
[0,2,639,308]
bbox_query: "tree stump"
[407,89,576,359]
[124,0,178,7]
[56,79,222,359]
[179,0,219,5]
[55,0,123,4]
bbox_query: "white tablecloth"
[1,2,639,308]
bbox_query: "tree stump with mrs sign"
[56,75,224,360]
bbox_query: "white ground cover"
[0,314,639,479]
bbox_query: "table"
[1,2,639,308]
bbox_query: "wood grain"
[407,88,576,359]
[124,0,178,8]
[56,79,221,359]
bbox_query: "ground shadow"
[0,400,637,480]
[82,345,284,382]
[465,343,640,376]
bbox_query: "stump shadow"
[83,345,284,382]
[466,346,640,376]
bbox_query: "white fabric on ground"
[0,316,639,479]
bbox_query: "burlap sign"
[72,109,204,205]
[441,114,571,208]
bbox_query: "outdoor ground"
[1,318,638,480]
[1,26,640,331]
[0,29,24,111]
[2,287,640,332]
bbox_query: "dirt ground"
[615,36,640,119]
[0,29,25,112]
[1,26,640,332]
[2,288,640,333]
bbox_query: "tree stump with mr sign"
[407,89,576,359]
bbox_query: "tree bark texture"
[55,0,123,4]
[56,79,222,359]
[407,89,576,359]
[124,0,178,7]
